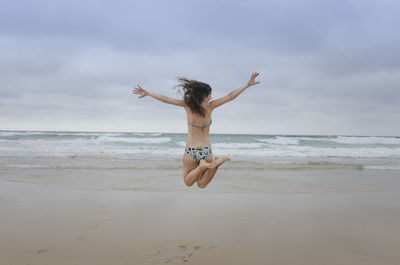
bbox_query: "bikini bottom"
[185,146,212,164]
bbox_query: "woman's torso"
[184,104,212,148]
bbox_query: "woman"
[133,72,260,188]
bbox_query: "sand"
[1,166,400,265]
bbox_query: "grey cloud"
[0,0,373,54]
[1,0,399,135]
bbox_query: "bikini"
[188,119,212,133]
[185,119,212,163]
[185,146,212,164]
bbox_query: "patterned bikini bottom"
[185,146,212,164]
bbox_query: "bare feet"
[199,159,216,169]
[214,157,230,167]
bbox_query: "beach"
[1,160,400,265]
[1,131,400,264]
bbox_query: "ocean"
[0,130,399,171]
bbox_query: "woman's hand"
[133,85,148,98]
[247,72,260,87]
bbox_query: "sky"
[0,0,399,136]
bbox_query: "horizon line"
[0,129,399,138]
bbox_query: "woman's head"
[176,78,212,117]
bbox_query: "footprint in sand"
[145,244,218,264]
[89,223,100,229]
[36,247,53,254]
[77,234,87,240]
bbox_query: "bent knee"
[197,182,207,189]
[183,177,195,187]
[185,181,194,187]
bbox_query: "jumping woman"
[133,72,260,188]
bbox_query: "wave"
[213,146,400,158]
[0,131,103,136]
[0,131,162,139]
[96,135,171,144]
[330,136,400,145]
[132,133,162,137]
[1,131,399,159]
[257,137,299,145]
[176,141,186,147]
[212,142,264,149]
[256,136,400,145]
[364,165,400,170]
[2,142,399,159]
[0,135,172,144]
[177,142,264,149]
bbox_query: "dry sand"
[1,168,400,265]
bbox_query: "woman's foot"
[199,159,216,169]
[214,157,230,167]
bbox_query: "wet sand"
[1,166,400,265]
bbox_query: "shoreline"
[1,164,400,194]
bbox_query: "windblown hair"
[176,77,212,117]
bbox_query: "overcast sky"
[0,0,399,136]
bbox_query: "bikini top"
[188,119,212,132]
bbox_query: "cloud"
[0,0,399,135]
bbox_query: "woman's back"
[185,103,212,147]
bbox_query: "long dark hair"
[176,77,211,117]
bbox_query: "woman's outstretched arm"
[133,85,185,107]
[210,72,260,110]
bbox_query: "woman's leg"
[183,153,215,187]
[197,157,230,188]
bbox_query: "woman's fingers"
[250,72,257,79]
[248,72,260,86]
[251,72,259,81]
[133,85,143,95]
[132,85,147,98]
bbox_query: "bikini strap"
[188,119,212,132]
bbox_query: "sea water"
[0,130,399,171]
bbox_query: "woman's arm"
[210,72,260,110]
[133,85,185,107]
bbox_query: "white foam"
[330,136,400,145]
[176,141,264,149]
[133,133,162,137]
[96,135,171,144]
[365,165,400,170]
[152,148,183,156]
[0,131,49,135]
[213,142,264,149]
[257,137,299,145]
[7,164,52,169]
[176,141,187,147]
[212,146,400,158]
